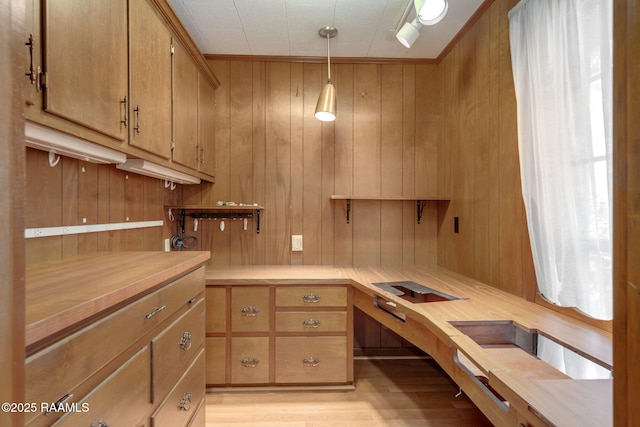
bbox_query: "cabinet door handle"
[120,96,128,128]
[302,319,321,329]
[302,294,321,303]
[91,421,109,427]
[179,331,192,350]
[302,357,320,367]
[25,34,37,84]
[241,306,260,317]
[133,105,141,134]
[178,392,192,411]
[145,305,166,319]
[241,357,260,368]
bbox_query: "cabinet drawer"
[275,312,347,333]
[152,348,205,427]
[231,337,270,384]
[231,287,270,333]
[25,267,204,424]
[186,397,206,427]
[275,337,347,384]
[53,346,151,427]
[206,337,226,385]
[276,286,346,307]
[152,297,205,402]
[206,287,226,333]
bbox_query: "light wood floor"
[205,357,493,426]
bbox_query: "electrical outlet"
[164,238,171,252]
[291,235,303,252]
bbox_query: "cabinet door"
[172,39,199,170]
[42,0,128,141]
[129,0,172,159]
[24,0,41,109]
[198,74,216,177]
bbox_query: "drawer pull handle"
[45,393,73,415]
[178,392,192,411]
[302,319,321,328]
[91,421,109,427]
[302,294,321,303]
[145,305,166,319]
[241,357,260,368]
[179,331,192,350]
[303,357,320,367]
[241,306,260,317]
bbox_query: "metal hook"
[48,150,60,167]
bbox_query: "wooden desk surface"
[206,264,613,426]
[26,251,210,348]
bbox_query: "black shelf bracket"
[346,199,351,224]
[417,200,427,224]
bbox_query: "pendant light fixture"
[315,26,338,122]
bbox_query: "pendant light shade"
[315,82,336,121]
[315,26,338,122]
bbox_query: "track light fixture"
[315,26,338,122]
[395,0,448,48]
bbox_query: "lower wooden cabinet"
[206,284,353,387]
[26,266,206,427]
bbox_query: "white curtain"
[509,0,613,321]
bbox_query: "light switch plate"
[291,235,303,251]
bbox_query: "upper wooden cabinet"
[23,0,218,181]
[129,0,173,159]
[41,0,128,142]
[172,39,200,170]
[198,72,217,178]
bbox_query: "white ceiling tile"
[169,0,486,59]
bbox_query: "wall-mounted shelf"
[330,195,451,224]
[166,205,265,234]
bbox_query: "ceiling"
[167,0,486,60]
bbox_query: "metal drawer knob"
[302,319,321,329]
[179,331,192,350]
[241,357,260,368]
[91,421,109,427]
[302,357,320,367]
[302,294,321,303]
[241,306,260,317]
[179,392,192,411]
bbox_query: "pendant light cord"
[326,34,332,83]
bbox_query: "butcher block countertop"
[206,264,613,427]
[25,251,210,350]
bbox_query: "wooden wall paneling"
[402,66,416,265]
[96,165,111,251]
[77,161,98,254]
[473,12,491,284]
[265,62,292,264]
[229,61,256,264]
[290,63,304,265]
[301,63,322,265]
[352,64,381,266]
[229,218,252,265]
[1,2,26,421]
[380,65,403,265]
[252,62,267,265]
[497,0,523,296]
[142,177,162,251]
[108,166,126,251]
[25,149,62,264]
[613,1,640,423]
[320,64,336,266]
[415,64,441,265]
[487,1,502,290]
[458,28,477,278]
[123,171,144,251]
[437,55,453,268]
[442,47,460,271]
[61,158,79,258]
[334,64,354,265]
